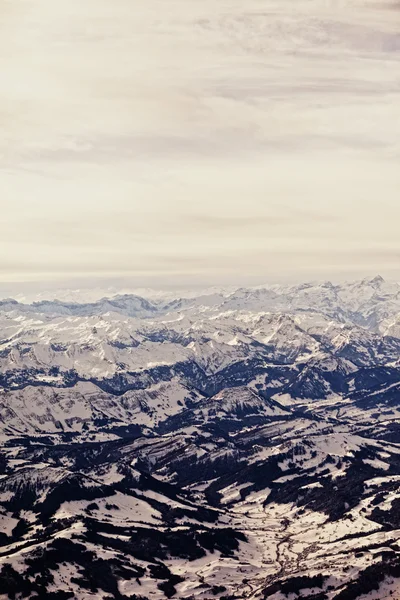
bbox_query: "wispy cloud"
[0,0,399,284]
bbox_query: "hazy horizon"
[2,0,399,284]
[0,273,397,301]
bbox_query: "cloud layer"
[1,0,399,284]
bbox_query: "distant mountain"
[0,278,400,599]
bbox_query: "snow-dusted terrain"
[1,277,400,599]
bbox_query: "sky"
[1,0,399,287]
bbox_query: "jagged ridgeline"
[1,277,400,599]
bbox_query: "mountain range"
[1,277,400,599]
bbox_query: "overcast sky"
[1,0,399,287]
